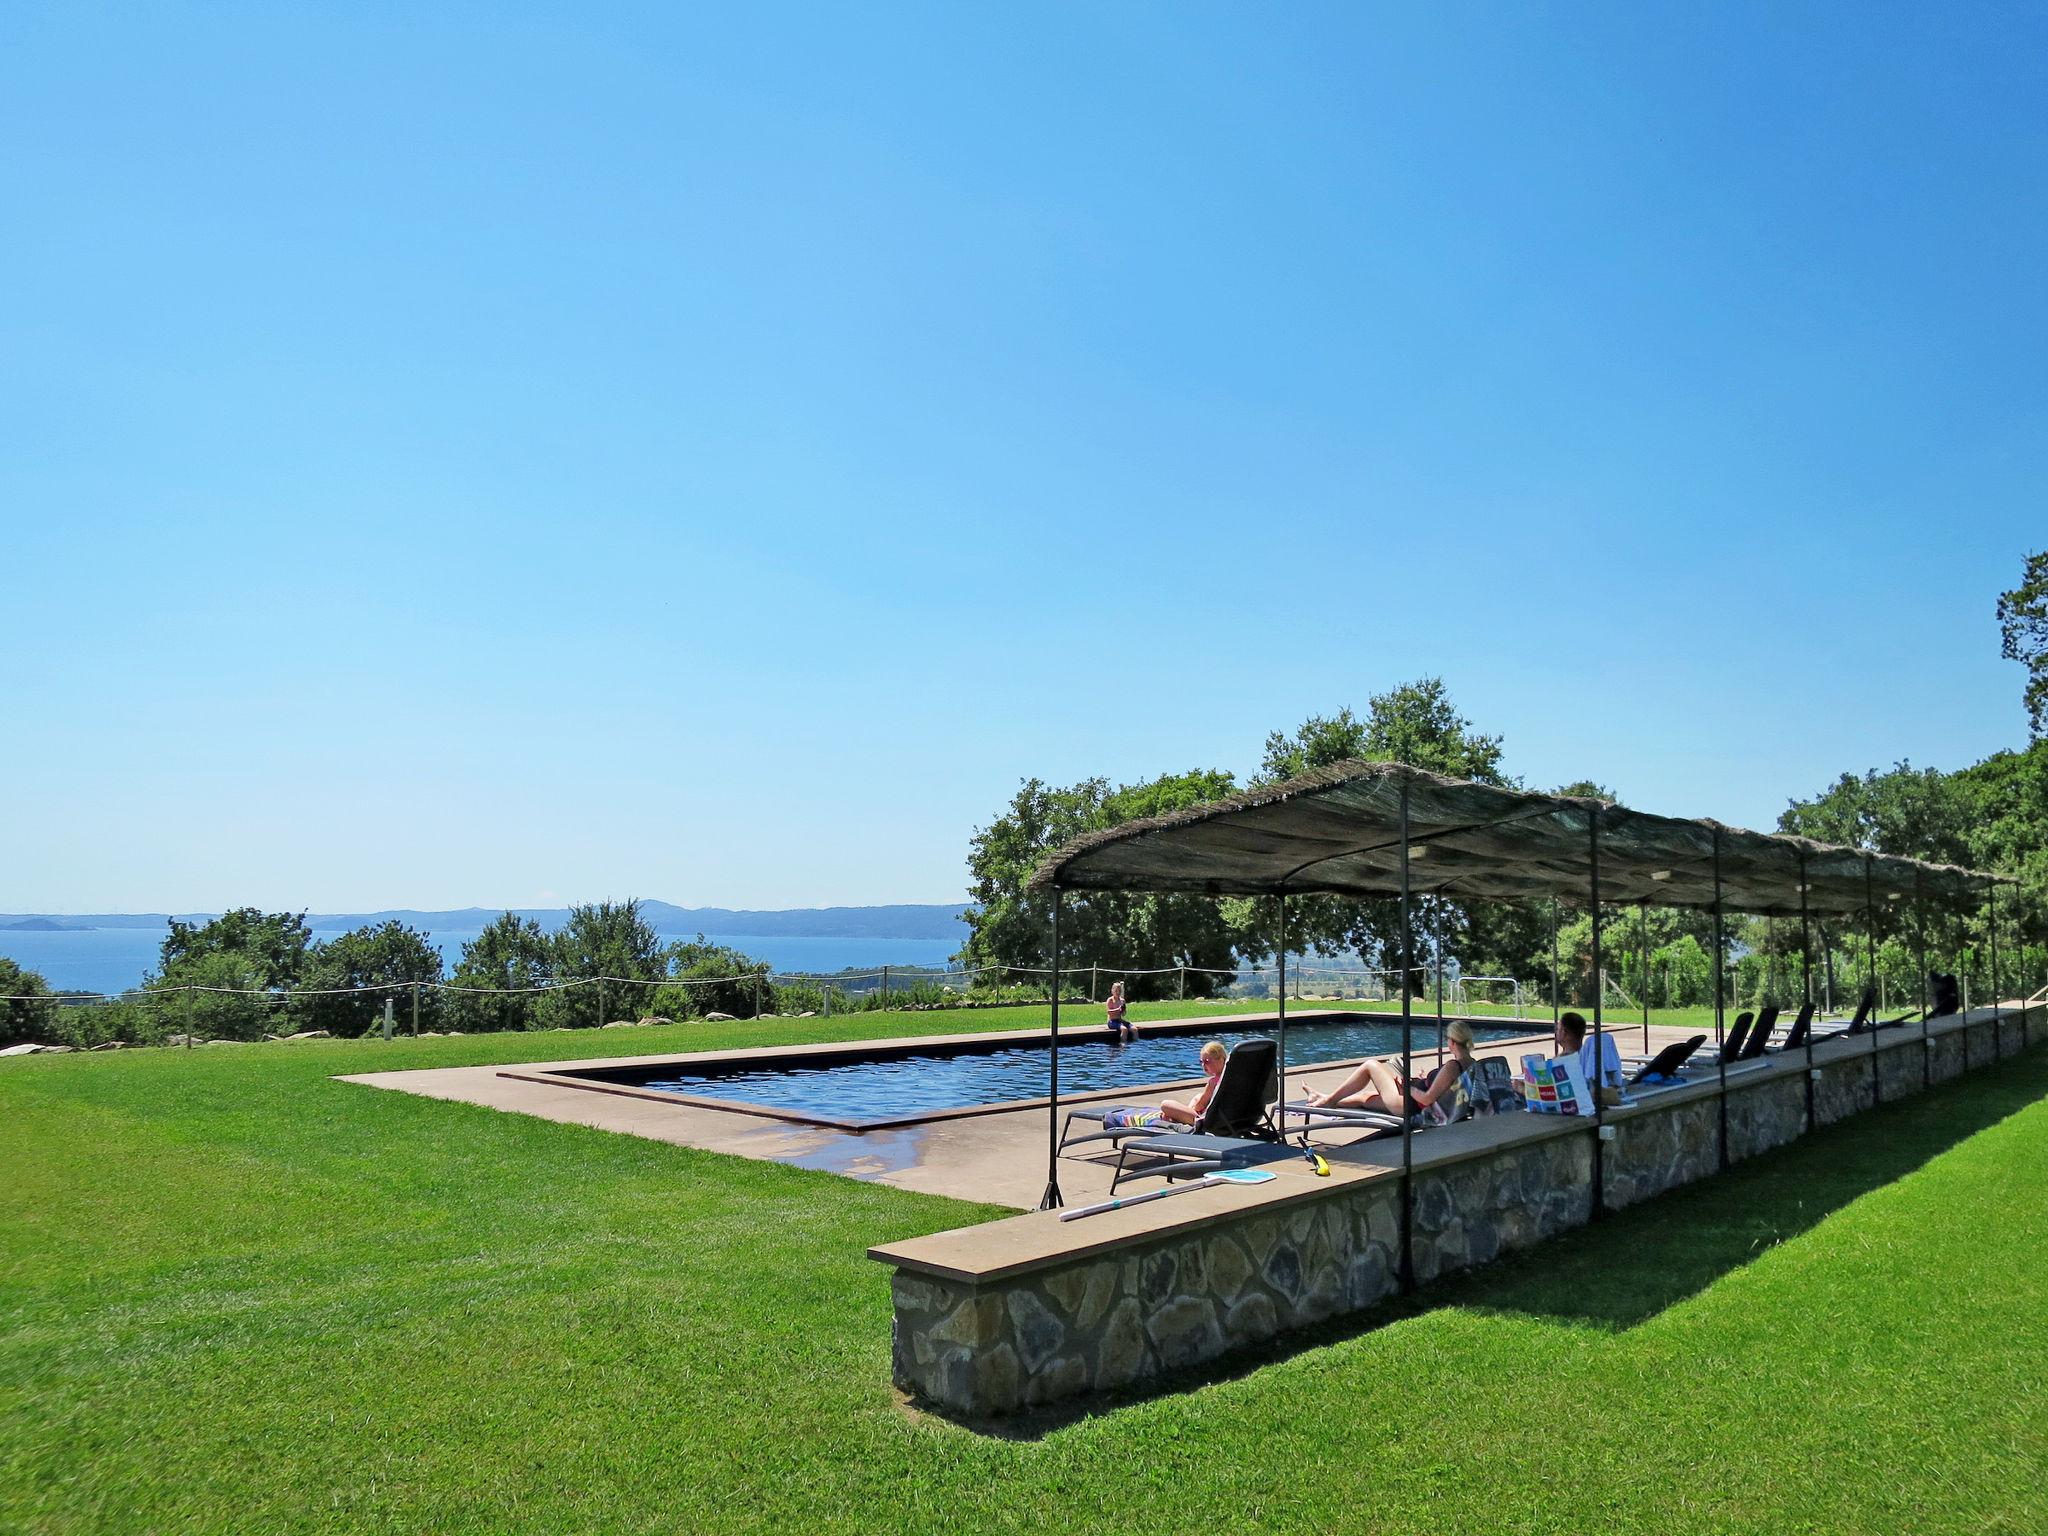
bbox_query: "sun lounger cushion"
[1100,1106,1167,1130]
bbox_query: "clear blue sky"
[3,3,2043,913]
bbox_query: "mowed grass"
[3,1013,2045,1534]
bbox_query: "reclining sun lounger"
[1812,986,1917,1042]
[1735,1004,1783,1061]
[1769,1001,1815,1053]
[1629,1034,1707,1084]
[1060,1037,1279,1157]
[1716,1011,1755,1064]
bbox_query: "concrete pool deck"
[339,1011,1694,1209]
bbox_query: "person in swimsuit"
[1304,1018,1475,1116]
[1102,1040,1223,1129]
[1104,979,1136,1039]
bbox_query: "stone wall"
[881,1005,2043,1417]
[1603,1092,1718,1209]
[1728,1070,1811,1155]
[888,1180,1404,1417]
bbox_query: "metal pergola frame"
[1029,761,2010,1231]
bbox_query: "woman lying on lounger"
[1304,1019,1475,1116]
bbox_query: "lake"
[0,925,965,996]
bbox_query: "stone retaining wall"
[879,1005,2042,1417]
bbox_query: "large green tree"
[1255,679,1514,987]
[159,909,312,992]
[539,899,667,1028]
[960,769,1248,1000]
[294,921,445,1036]
[446,913,555,1032]
[0,959,57,1047]
[1997,549,2048,739]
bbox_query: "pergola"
[1027,760,2011,1239]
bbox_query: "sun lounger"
[1059,1037,1279,1156]
[1769,1002,1815,1052]
[1716,1011,1756,1064]
[1629,1034,1707,1084]
[1736,1004,1783,1061]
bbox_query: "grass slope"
[3,1015,2044,1534]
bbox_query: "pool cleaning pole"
[1040,888,1064,1211]
[1397,778,1414,1293]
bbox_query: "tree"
[654,936,771,1019]
[0,958,57,1047]
[960,770,1248,999]
[446,913,555,1033]
[144,951,276,1040]
[539,899,667,1028]
[1257,678,1509,786]
[294,922,445,1036]
[1255,679,1513,986]
[160,909,312,992]
[1997,550,2048,739]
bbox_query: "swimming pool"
[508,1012,1543,1129]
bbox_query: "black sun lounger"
[1059,1037,1279,1156]
[1813,986,1917,1042]
[1716,1011,1755,1064]
[1629,1034,1707,1084]
[1736,1004,1783,1061]
[1771,1001,1815,1053]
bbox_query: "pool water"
[633,1017,1535,1122]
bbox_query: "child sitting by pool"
[1101,1039,1225,1129]
[1104,980,1136,1039]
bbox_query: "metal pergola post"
[1433,893,1446,1068]
[1638,899,1650,1053]
[1276,894,1289,1111]
[1039,889,1064,1212]
[1798,850,1815,1132]
[1916,867,1931,1086]
[1864,855,1881,1105]
[1988,878,2002,1059]
[1712,831,1727,1170]
[1588,809,1606,1218]
[1549,897,1561,1023]
[1397,780,1415,1292]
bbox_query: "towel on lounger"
[1101,1106,1167,1130]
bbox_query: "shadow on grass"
[943,1041,2048,1440]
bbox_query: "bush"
[0,959,58,1046]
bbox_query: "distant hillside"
[0,903,973,941]
[0,917,89,932]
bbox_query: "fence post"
[1177,964,1185,1001]
[382,995,395,1041]
[184,986,194,1048]
[881,965,890,1001]
[597,979,605,1030]
[1090,965,1098,1003]
[755,973,765,1017]
[411,981,421,1036]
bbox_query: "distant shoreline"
[0,900,973,942]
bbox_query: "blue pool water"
[630,1017,1536,1122]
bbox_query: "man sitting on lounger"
[1302,1019,1474,1118]
[1101,1039,1225,1129]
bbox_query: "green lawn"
[4,1011,2044,1534]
